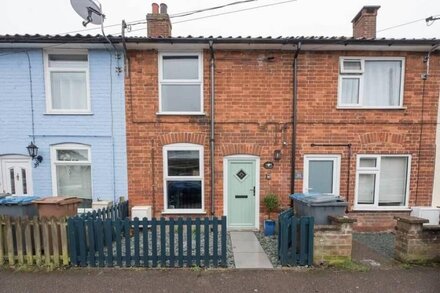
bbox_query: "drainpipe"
[415,43,440,205]
[290,42,301,206]
[209,41,216,216]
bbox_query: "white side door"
[303,155,341,195]
[1,159,33,195]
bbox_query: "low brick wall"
[394,216,440,263]
[349,211,411,232]
[313,216,356,265]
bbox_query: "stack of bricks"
[313,215,357,264]
[394,216,440,263]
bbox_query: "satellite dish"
[70,0,105,27]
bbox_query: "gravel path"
[353,233,395,259]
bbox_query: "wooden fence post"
[34,216,42,266]
[213,217,218,267]
[203,217,209,267]
[60,218,69,266]
[50,218,60,266]
[177,218,183,267]
[0,216,4,266]
[16,217,24,265]
[24,218,33,265]
[42,218,51,266]
[186,217,192,267]
[221,216,227,267]
[6,217,14,265]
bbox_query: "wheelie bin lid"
[289,193,342,203]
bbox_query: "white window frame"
[340,58,365,74]
[50,143,93,197]
[44,49,91,114]
[163,143,204,214]
[303,155,341,195]
[158,52,204,115]
[337,56,405,109]
[354,154,411,211]
[338,75,363,107]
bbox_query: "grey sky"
[0,0,438,38]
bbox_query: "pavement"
[230,231,273,269]
[0,266,439,293]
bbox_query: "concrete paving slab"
[234,252,273,269]
[230,231,257,241]
[229,231,273,269]
[232,240,265,253]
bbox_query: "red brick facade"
[125,48,440,231]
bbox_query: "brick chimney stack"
[352,6,380,39]
[147,3,172,37]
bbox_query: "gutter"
[123,37,440,47]
[209,41,216,216]
[1,35,439,47]
[290,42,301,204]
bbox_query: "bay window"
[338,57,404,108]
[355,155,410,209]
[163,144,204,213]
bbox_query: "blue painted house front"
[0,36,127,206]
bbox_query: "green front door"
[227,159,256,228]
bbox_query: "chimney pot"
[352,5,380,39]
[152,3,159,14]
[160,3,168,14]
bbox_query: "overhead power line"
[170,0,259,18]
[123,0,297,34]
[174,0,297,24]
[377,14,440,33]
[377,17,427,33]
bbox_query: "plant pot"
[264,219,276,236]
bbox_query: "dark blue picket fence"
[78,201,129,220]
[278,209,314,266]
[67,216,227,268]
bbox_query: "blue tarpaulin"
[0,196,40,205]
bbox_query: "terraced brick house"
[124,4,440,232]
[0,36,128,207]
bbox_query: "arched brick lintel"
[159,133,206,146]
[359,132,408,145]
[221,144,262,156]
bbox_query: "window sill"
[352,207,411,212]
[44,112,94,116]
[336,106,407,110]
[161,210,207,215]
[156,112,206,116]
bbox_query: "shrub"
[263,193,280,220]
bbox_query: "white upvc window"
[303,155,341,195]
[158,52,203,115]
[355,155,411,210]
[163,143,204,213]
[338,57,405,109]
[50,144,92,201]
[44,50,91,114]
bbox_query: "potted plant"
[263,193,280,236]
